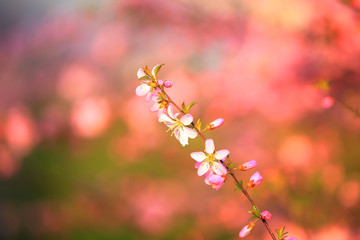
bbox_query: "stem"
[329,92,360,117]
[160,86,277,240]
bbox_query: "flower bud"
[239,222,255,238]
[206,118,224,130]
[247,171,263,188]
[260,211,272,220]
[164,80,173,88]
[284,237,297,240]
[239,160,257,171]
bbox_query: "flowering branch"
[135,64,296,240]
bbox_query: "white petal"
[167,105,177,119]
[183,127,197,139]
[215,149,230,160]
[212,162,228,175]
[197,162,210,176]
[180,114,193,125]
[135,84,151,96]
[190,152,207,162]
[158,113,173,123]
[150,102,160,112]
[205,139,215,154]
[137,68,147,79]
[179,129,189,146]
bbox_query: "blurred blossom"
[70,98,111,138]
[129,180,186,235]
[91,23,128,65]
[57,63,104,101]
[0,145,18,178]
[313,225,351,240]
[3,107,38,156]
[321,96,334,109]
[278,134,313,169]
[322,165,344,194]
[338,180,360,208]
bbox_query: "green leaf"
[186,101,197,112]
[234,180,243,192]
[252,206,260,218]
[181,101,187,113]
[276,226,288,239]
[195,119,202,131]
[139,75,151,80]
[152,64,165,78]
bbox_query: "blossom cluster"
[135,64,296,240]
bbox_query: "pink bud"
[164,80,173,88]
[260,211,272,220]
[207,174,226,190]
[247,171,263,188]
[239,160,257,171]
[239,222,255,238]
[206,118,224,130]
[284,237,297,240]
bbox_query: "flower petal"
[180,114,193,125]
[215,149,230,160]
[212,162,228,175]
[137,68,147,79]
[197,162,210,176]
[150,102,160,112]
[190,152,207,162]
[205,139,215,154]
[183,127,197,139]
[158,113,174,124]
[167,105,177,119]
[135,84,151,96]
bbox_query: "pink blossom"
[206,118,224,130]
[260,211,272,220]
[239,222,255,238]
[247,172,263,188]
[283,237,297,240]
[164,80,173,88]
[149,95,169,116]
[190,139,229,176]
[158,105,197,146]
[207,174,226,190]
[239,160,257,171]
[135,80,158,101]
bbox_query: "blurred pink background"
[0,0,359,239]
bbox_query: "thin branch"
[160,85,277,240]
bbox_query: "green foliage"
[152,63,164,78]
[276,226,288,240]
[234,180,243,192]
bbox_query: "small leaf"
[195,119,202,131]
[234,180,243,192]
[139,75,151,80]
[143,66,153,78]
[152,64,165,78]
[186,101,197,112]
[181,101,187,113]
[252,206,260,218]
